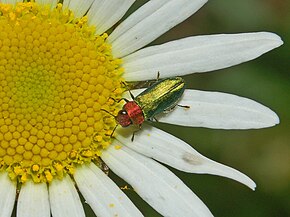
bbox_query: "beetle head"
[115,110,132,127]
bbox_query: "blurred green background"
[87,0,290,216]
[104,1,289,217]
[5,1,288,217]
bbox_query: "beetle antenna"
[109,97,129,103]
[100,109,116,117]
[100,109,119,138]
[121,81,135,100]
[111,124,118,137]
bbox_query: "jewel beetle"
[103,77,188,140]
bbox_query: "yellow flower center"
[0,2,123,183]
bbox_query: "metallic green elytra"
[115,77,186,127]
[134,76,186,120]
[105,77,187,141]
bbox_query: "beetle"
[103,77,188,140]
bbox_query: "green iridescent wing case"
[134,77,185,120]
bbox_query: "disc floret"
[0,2,123,183]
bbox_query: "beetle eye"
[120,110,127,115]
[116,110,131,127]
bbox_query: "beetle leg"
[156,71,160,81]
[147,117,158,122]
[102,124,118,137]
[131,125,142,142]
[177,104,191,109]
[163,103,190,114]
[131,133,135,142]
[163,105,176,113]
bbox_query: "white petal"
[156,89,279,129]
[36,0,58,9]
[62,0,70,9]
[125,89,279,129]
[102,144,213,217]
[108,0,208,58]
[17,181,50,217]
[87,0,135,35]
[74,163,143,217]
[122,32,283,81]
[63,0,94,18]
[49,175,85,217]
[116,125,256,190]
[0,173,16,217]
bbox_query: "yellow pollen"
[109,203,115,208]
[32,164,40,172]
[0,2,124,183]
[114,145,122,150]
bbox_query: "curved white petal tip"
[123,89,280,129]
[157,89,280,129]
[122,31,283,81]
[262,32,283,47]
[116,125,256,190]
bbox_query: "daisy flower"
[0,0,283,217]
